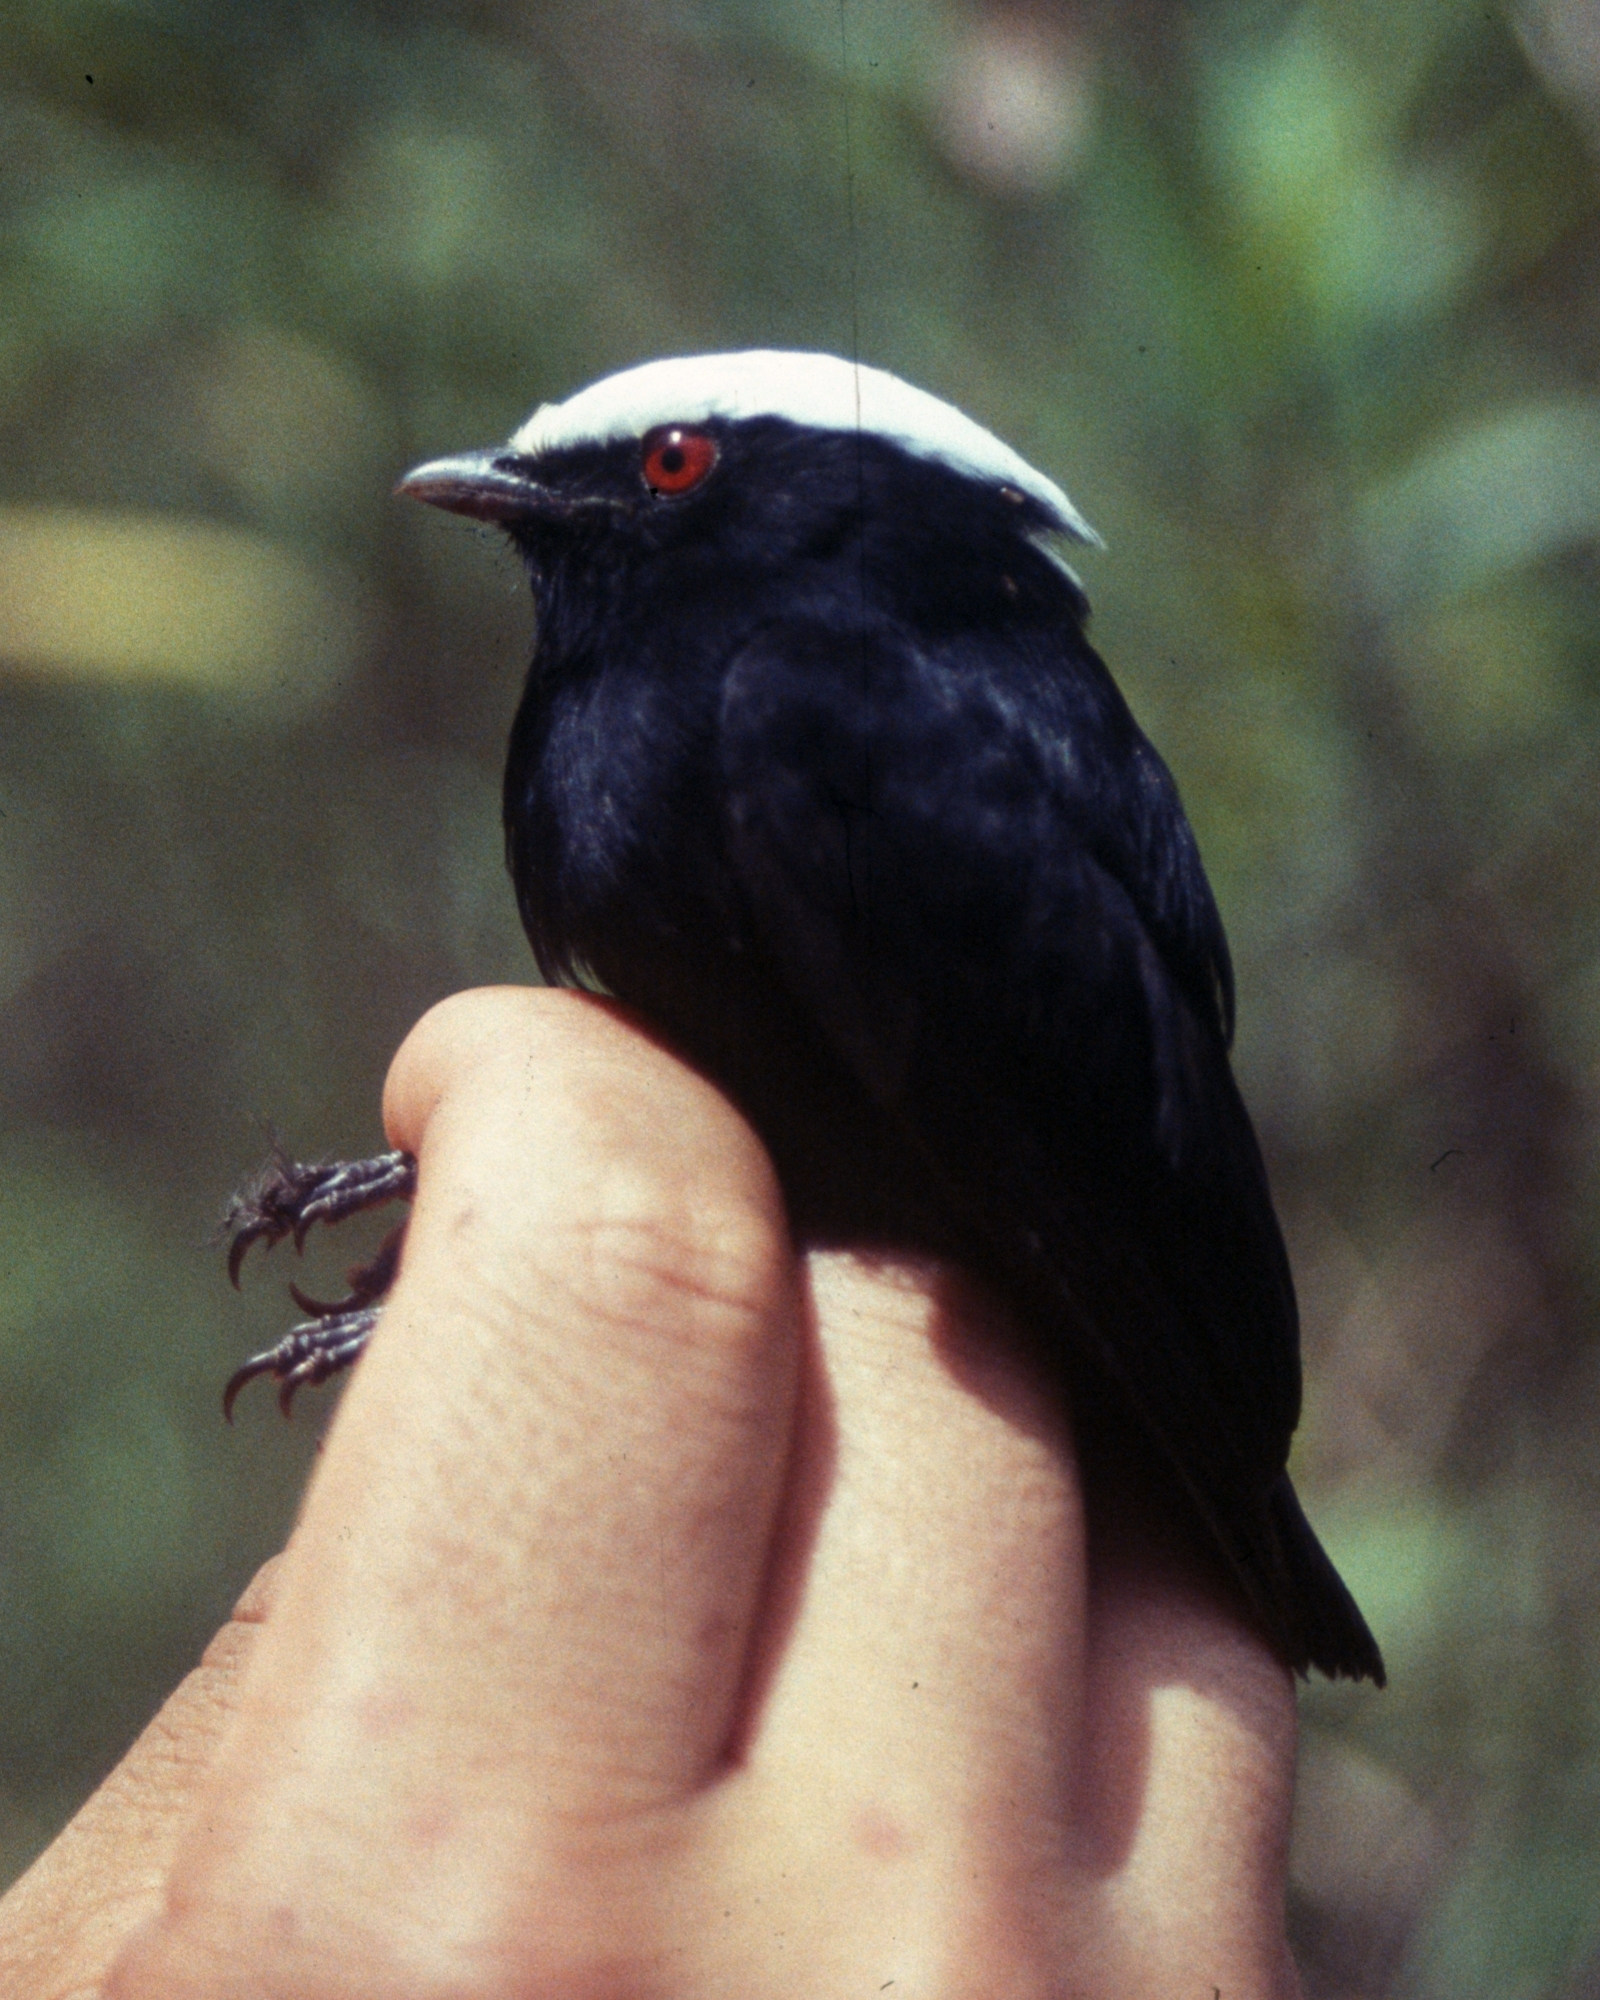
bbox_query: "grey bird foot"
[223,1302,387,1419]
[223,1147,416,1417]
[224,1147,417,1284]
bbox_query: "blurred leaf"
[1360,398,1600,607]
[1205,11,1484,329]
[0,507,374,697]
[186,325,395,536]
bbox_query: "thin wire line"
[837,0,872,933]
[837,0,862,387]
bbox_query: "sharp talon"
[288,1281,340,1316]
[223,1354,269,1422]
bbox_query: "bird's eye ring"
[642,426,718,496]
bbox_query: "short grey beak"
[396,449,548,523]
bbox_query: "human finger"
[108,987,802,1999]
[687,1249,1090,1989]
[674,1248,1300,1996]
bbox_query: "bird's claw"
[222,1150,416,1415]
[223,1305,384,1421]
[222,1149,417,1286]
[283,1220,409,1319]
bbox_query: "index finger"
[111,986,802,1997]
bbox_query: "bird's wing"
[716,615,1302,1546]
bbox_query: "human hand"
[1,986,1303,1998]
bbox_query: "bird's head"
[398,351,1099,628]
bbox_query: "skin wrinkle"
[381,1235,793,1553]
[310,1333,780,1818]
[402,1009,796,1397]
[420,1132,791,1316]
[365,1240,796,1630]
[453,1209,800,1374]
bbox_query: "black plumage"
[230,357,1382,1683]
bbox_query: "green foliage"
[1,0,1597,1987]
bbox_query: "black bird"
[226,352,1383,1685]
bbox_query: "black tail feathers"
[1250,1473,1385,1685]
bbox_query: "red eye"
[641,426,717,496]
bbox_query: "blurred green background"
[2,0,1598,1989]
